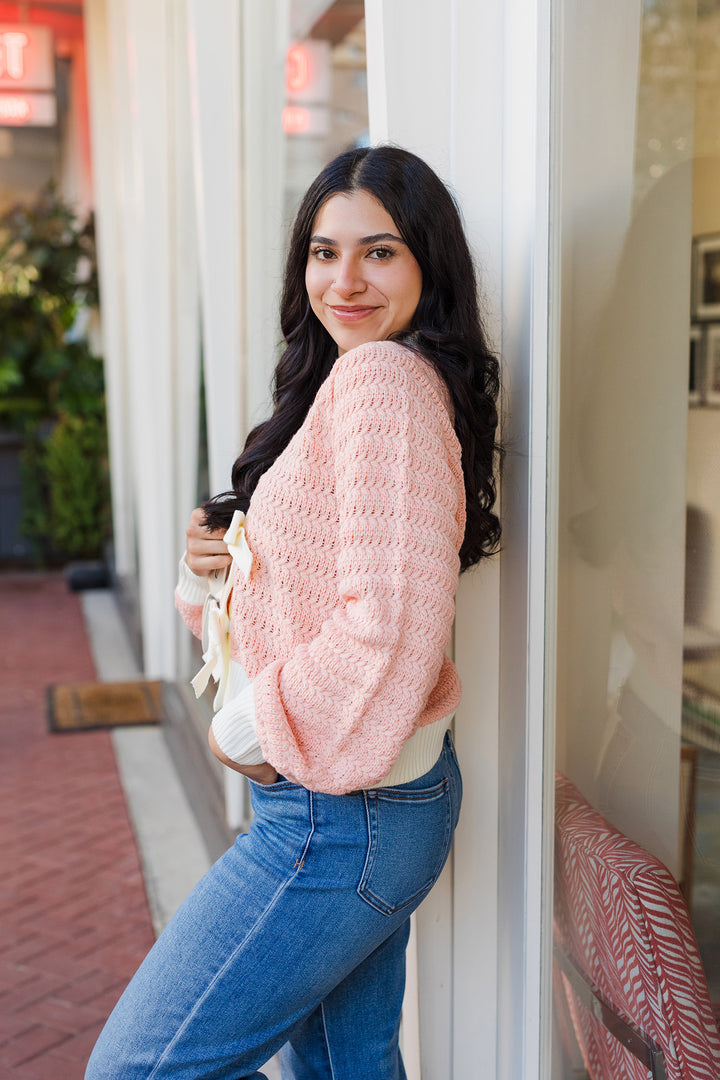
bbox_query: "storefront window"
[550,0,720,1074]
[283,1,367,223]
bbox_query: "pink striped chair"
[554,773,720,1080]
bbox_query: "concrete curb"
[81,590,211,934]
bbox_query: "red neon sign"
[286,44,311,95]
[284,40,329,105]
[0,31,28,79]
[0,25,55,91]
[0,91,56,126]
[0,93,30,122]
[282,105,310,135]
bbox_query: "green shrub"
[0,185,102,432]
[20,414,110,562]
[0,186,110,564]
[44,414,110,560]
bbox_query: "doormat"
[47,680,164,733]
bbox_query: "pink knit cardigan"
[176,341,466,793]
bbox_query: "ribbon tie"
[190,510,253,703]
[224,509,254,580]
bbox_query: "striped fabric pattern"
[554,773,720,1079]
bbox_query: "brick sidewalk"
[0,573,155,1079]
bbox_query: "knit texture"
[177,341,465,794]
[175,558,207,639]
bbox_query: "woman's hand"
[208,726,279,785]
[186,507,232,576]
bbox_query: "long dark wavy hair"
[203,145,501,570]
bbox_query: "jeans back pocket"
[357,779,452,916]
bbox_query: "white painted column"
[58,38,93,218]
[366,0,453,177]
[365,3,504,1077]
[367,4,500,1075]
[83,0,136,583]
[185,0,243,497]
[240,0,289,428]
[185,0,289,823]
[185,0,289,487]
[496,1,554,1078]
[170,0,201,679]
[117,0,180,677]
[87,0,197,675]
[365,11,455,1075]
[449,3,505,1076]
[366,1,555,1077]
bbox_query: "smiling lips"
[328,305,379,322]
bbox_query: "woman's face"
[305,189,423,355]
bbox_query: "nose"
[332,257,366,298]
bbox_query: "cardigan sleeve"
[212,347,466,794]
[174,554,209,640]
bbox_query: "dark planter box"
[64,560,111,591]
[0,432,32,561]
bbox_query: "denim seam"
[298,790,315,871]
[357,784,452,916]
[319,1001,338,1080]
[358,791,375,899]
[374,778,449,803]
[146,792,317,1080]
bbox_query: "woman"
[86,145,500,1080]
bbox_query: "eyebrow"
[309,232,406,246]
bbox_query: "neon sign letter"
[286,44,310,95]
[282,106,311,135]
[0,94,30,122]
[0,32,29,80]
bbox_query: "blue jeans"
[85,732,462,1080]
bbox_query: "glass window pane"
[284,2,367,223]
[550,1,720,1075]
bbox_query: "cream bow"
[224,509,254,580]
[190,510,253,703]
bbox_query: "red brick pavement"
[0,573,156,1079]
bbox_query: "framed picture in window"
[689,324,703,405]
[705,324,720,405]
[692,234,720,320]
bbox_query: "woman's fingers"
[186,551,232,574]
[187,506,226,541]
[185,507,232,575]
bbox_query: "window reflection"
[552,0,720,1075]
[684,0,720,1008]
[284,2,367,224]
